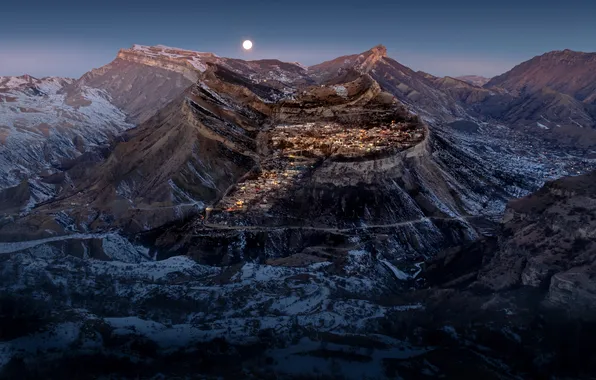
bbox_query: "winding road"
[0,216,489,255]
[198,215,483,234]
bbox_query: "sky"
[1,0,595,79]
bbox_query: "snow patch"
[380,259,410,280]
[332,85,348,98]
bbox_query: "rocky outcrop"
[0,180,30,214]
[547,267,596,316]
[117,45,219,80]
[275,73,404,124]
[427,170,596,317]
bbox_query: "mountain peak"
[369,44,387,57]
[125,44,218,58]
[116,44,221,80]
[540,48,595,61]
[354,44,387,73]
[18,74,37,81]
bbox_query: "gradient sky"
[1,0,595,79]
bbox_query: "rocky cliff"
[426,170,596,318]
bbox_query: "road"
[0,216,488,254]
[198,215,481,234]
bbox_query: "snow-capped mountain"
[0,75,133,191]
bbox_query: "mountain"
[456,75,491,87]
[64,45,313,125]
[2,44,596,379]
[308,44,389,81]
[1,50,558,254]
[3,44,596,200]
[309,45,466,121]
[486,49,596,103]
[484,49,596,128]
[0,44,316,207]
[1,44,593,241]
[423,75,496,104]
[0,74,132,192]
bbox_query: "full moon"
[242,40,253,50]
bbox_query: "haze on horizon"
[1,0,595,79]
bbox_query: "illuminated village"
[205,119,425,221]
[271,121,424,158]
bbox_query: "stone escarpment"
[63,54,196,124]
[117,45,219,80]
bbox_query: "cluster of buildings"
[216,158,316,213]
[270,122,424,158]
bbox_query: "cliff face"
[115,45,221,80]
[426,170,596,317]
[480,172,596,307]
[63,47,203,124]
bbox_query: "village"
[270,121,424,158]
[213,156,317,214]
[207,120,425,218]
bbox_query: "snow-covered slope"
[0,75,133,190]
